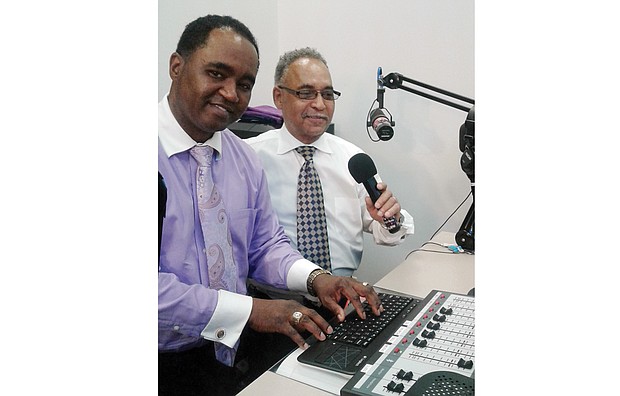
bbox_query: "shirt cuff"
[372,209,415,244]
[286,258,321,294]
[200,290,252,348]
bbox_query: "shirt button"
[216,329,226,339]
[173,325,180,331]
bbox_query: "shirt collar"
[158,96,224,160]
[277,125,333,155]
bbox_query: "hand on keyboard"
[248,298,333,350]
[312,275,384,322]
[328,293,413,347]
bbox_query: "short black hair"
[175,15,260,67]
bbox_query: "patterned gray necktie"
[190,145,237,366]
[295,146,332,270]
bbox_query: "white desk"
[238,232,474,395]
[375,231,474,298]
[237,370,334,395]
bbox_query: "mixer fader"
[340,290,475,396]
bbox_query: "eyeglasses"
[278,86,341,101]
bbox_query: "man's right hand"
[248,298,333,350]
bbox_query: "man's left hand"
[312,275,383,322]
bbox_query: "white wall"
[159,0,280,107]
[159,0,474,284]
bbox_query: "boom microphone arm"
[381,72,474,112]
[380,70,475,251]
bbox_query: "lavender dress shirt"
[158,98,318,352]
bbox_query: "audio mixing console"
[340,290,475,396]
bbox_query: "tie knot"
[296,146,316,162]
[190,145,214,167]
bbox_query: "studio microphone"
[348,153,401,233]
[367,67,395,141]
[369,108,394,141]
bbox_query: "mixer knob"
[396,369,414,381]
[426,321,440,330]
[386,381,405,393]
[457,358,474,369]
[440,307,453,315]
[433,314,446,322]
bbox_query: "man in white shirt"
[247,47,414,285]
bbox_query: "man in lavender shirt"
[158,15,382,395]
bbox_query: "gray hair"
[274,47,328,84]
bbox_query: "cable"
[365,99,381,142]
[404,241,444,260]
[428,190,472,241]
[404,190,473,260]
[424,241,445,249]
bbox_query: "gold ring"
[292,311,303,325]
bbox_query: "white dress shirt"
[247,127,414,276]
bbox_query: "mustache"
[302,113,328,120]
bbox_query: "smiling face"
[273,57,335,145]
[168,28,259,143]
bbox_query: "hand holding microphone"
[348,153,401,233]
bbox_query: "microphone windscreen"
[348,153,377,183]
[369,107,385,121]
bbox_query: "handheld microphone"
[367,67,395,141]
[348,153,401,233]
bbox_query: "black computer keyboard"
[328,293,414,347]
[297,292,421,374]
